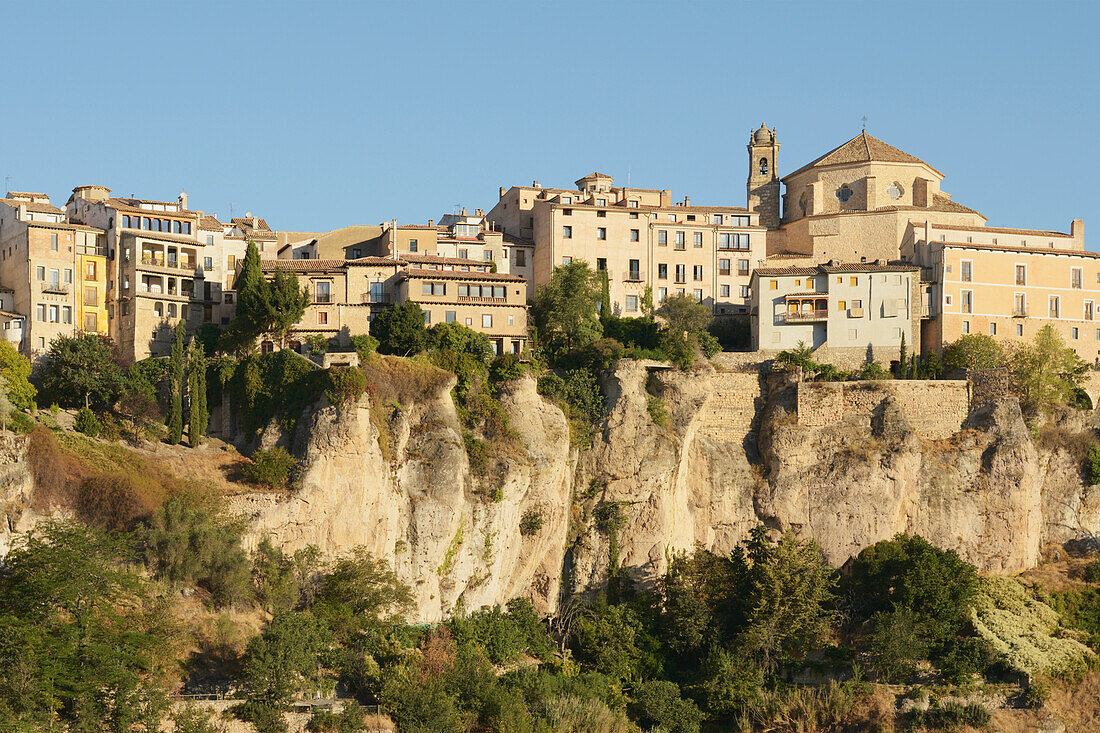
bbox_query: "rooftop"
[784,131,941,180]
[753,260,920,278]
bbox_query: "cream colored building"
[751,261,920,367]
[487,172,766,313]
[259,255,527,356]
[0,193,108,359]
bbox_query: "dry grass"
[990,671,1100,733]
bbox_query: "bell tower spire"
[748,123,780,228]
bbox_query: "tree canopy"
[1009,324,1089,413]
[531,260,604,363]
[370,300,428,356]
[0,340,35,410]
[37,333,125,409]
[942,334,1005,372]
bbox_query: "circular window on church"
[836,184,853,203]
[886,182,904,200]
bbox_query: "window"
[628,200,638,208]
[739,285,749,298]
[482,314,492,328]
[1050,296,1060,318]
[657,287,667,302]
[84,286,97,306]
[563,226,572,239]
[1014,293,1026,316]
[122,215,131,228]
[1073,327,1079,339]
[50,233,58,251]
[990,322,997,335]
[738,259,750,275]
[1018,324,1024,336]
[596,198,606,206]
[206,235,214,246]
[693,289,703,302]
[84,313,97,331]
[562,256,572,265]
[458,249,468,259]
[719,259,731,275]
[153,302,163,318]
[63,269,72,284]
[315,281,332,302]
[658,264,667,279]
[597,227,606,240]
[446,311,456,323]
[596,258,607,271]
[961,290,973,314]
[629,259,640,280]
[1015,264,1026,285]
[658,230,667,246]
[718,233,749,250]
[84,261,97,280]
[36,266,44,281]
[515,249,526,266]
[629,212,638,220]
[850,276,858,286]
[421,282,446,296]
[668,214,677,222]
[720,284,730,297]
[1087,302,1094,321]
[837,184,853,202]
[769,279,778,290]
[36,304,45,322]
[630,229,639,242]
[409,239,418,252]
[961,260,972,282]
[596,210,606,218]
[674,265,686,283]
[625,295,638,312]
[562,197,572,205]
[838,300,847,311]
[562,209,572,216]
[945,294,953,305]
[484,251,493,262]
[675,231,685,249]
[693,265,703,281]
[694,232,703,248]
[962,320,970,334]
[168,303,177,318]
[1072,267,1083,289]
[203,256,213,271]
[712,214,723,225]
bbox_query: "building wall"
[697,371,762,444]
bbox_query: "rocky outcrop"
[231,373,572,623]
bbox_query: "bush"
[1082,558,1100,583]
[371,301,427,356]
[867,609,928,682]
[628,679,703,733]
[520,509,544,536]
[942,333,1005,371]
[74,407,101,437]
[0,340,35,410]
[325,367,368,406]
[350,333,378,361]
[245,447,298,490]
[1085,444,1100,486]
[489,354,525,386]
[1019,679,1050,709]
[76,473,165,530]
[647,396,668,428]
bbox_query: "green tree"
[0,340,35,409]
[166,321,186,444]
[245,446,299,489]
[226,240,269,349]
[266,268,310,346]
[0,376,11,431]
[313,547,414,638]
[188,336,209,446]
[1010,324,1089,413]
[738,526,836,673]
[896,333,908,379]
[370,300,427,356]
[241,612,328,705]
[530,260,604,363]
[942,333,1005,372]
[0,521,171,730]
[628,679,704,733]
[38,333,125,409]
[657,294,717,368]
[867,608,929,682]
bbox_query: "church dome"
[753,124,772,144]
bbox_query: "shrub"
[371,301,427,356]
[520,509,544,537]
[464,433,491,476]
[867,609,928,682]
[1019,679,1050,709]
[1082,558,1100,583]
[0,340,36,410]
[245,447,298,490]
[647,396,668,428]
[489,354,525,386]
[942,333,1005,371]
[350,333,378,361]
[325,367,368,406]
[628,679,703,733]
[74,406,101,437]
[76,473,165,530]
[1085,444,1100,486]
[38,333,125,409]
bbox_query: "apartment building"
[66,186,260,361]
[904,219,1100,361]
[486,172,766,313]
[259,256,527,355]
[0,192,108,359]
[751,261,920,367]
[0,286,24,349]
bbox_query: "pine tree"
[166,321,186,445]
[187,336,208,447]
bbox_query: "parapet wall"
[796,380,970,440]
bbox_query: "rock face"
[231,373,572,623]
[7,359,1100,622]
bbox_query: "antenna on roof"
[3,176,10,196]
[627,164,631,188]
[861,115,868,131]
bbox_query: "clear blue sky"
[5,1,1098,241]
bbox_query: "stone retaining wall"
[796,380,970,440]
[698,372,762,444]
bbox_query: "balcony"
[458,295,506,304]
[622,271,643,282]
[41,282,70,295]
[781,310,829,323]
[1013,307,1028,317]
[361,293,391,305]
[140,255,196,272]
[314,294,333,304]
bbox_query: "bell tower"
[747,123,780,228]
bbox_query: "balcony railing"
[41,283,69,294]
[141,255,195,271]
[361,293,391,305]
[1013,307,1028,317]
[718,268,731,276]
[458,295,506,304]
[314,295,333,304]
[781,310,829,323]
[622,271,643,282]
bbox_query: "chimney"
[428,219,434,227]
[245,211,252,218]
[475,208,484,216]
[683,196,690,206]
[1072,218,1085,248]
[499,186,506,198]
[532,180,540,188]
[460,207,467,216]
[178,192,188,210]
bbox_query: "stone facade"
[747,124,781,229]
[697,371,762,444]
[795,380,970,440]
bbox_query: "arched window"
[758,157,769,176]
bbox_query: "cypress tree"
[897,333,907,379]
[187,336,208,446]
[226,240,269,350]
[166,321,185,444]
